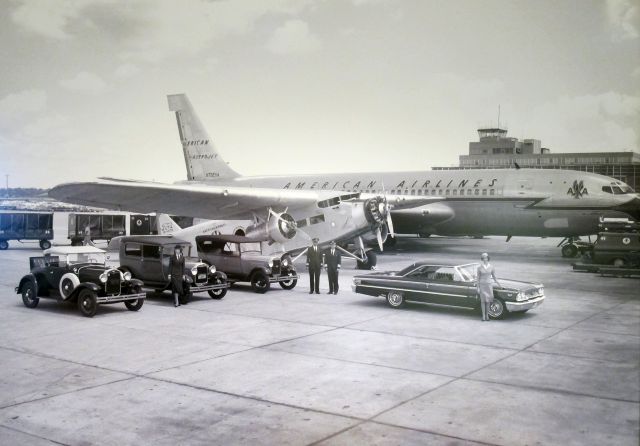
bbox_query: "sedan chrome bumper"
[97,292,146,304]
[190,282,229,293]
[269,273,298,283]
[505,295,545,312]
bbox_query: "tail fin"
[167,94,240,181]
[156,213,182,235]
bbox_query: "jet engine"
[245,212,297,243]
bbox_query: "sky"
[0,0,639,188]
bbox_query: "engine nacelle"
[363,197,387,225]
[246,212,297,243]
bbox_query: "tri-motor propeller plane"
[50,94,639,262]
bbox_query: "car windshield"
[67,252,106,265]
[457,264,478,282]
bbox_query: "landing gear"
[561,243,578,258]
[357,251,377,270]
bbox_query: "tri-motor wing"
[49,178,355,220]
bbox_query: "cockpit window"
[612,186,624,194]
[604,184,635,194]
[602,186,612,194]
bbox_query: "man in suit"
[324,240,341,294]
[306,237,322,294]
[169,245,186,307]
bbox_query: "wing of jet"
[50,178,366,220]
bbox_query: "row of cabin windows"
[389,188,497,196]
[328,188,498,196]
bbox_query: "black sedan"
[352,262,544,319]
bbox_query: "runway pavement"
[0,236,638,445]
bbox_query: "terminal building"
[433,127,639,190]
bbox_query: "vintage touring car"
[352,262,545,319]
[15,246,146,317]
[195,235,298,293]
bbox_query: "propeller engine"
[355,196,394,251]
[246,211,297,243]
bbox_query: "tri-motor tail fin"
[156,213,182,235]
[167,94,240,181]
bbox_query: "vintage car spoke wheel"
[0,240,8,250]
[208,279,227,299]
[77,289,98,318]
[124,286,144,311]
[251,272,270,294]
[488,298,507,319]
[39,239,52,250]
[279,278,297,290]
[561,244,578,258]
[21,282,39,308]
[386,291,405,308]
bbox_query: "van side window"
[125,243,142,257]
[142,244,160,259]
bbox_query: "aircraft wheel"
[612,258,626,267]
[77,289,98,317]
[279,278,297,290]
[386,291,405,308]
[488,298,508,320]
[0,240,8,250]
[251,272,270,294]
[561,244,578,258]
[39,239,51,250]
[21,281,39,308]
[357,251,377,270]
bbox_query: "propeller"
[381,180,395,238]
[268,208,311,241]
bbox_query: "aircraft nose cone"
[615,196,640,220]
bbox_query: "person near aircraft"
[324,240,341,294]
[306,238,322,294]
[169,245,186,307]
[477,252,501,321]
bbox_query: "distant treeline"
[2,188,49,198]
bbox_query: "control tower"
[469,127,542,156]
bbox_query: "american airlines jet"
[50,94,639,249]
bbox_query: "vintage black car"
[107,235,229,301]
[352,262,545,319]
[15,246,146,317]
[195,235,298,293]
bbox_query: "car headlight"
[282,258,289,267]
[516,292,526,301]
[209,265,216,274]
[268,259,274,268]
[191,266,199,275]
[99,273,107,283]
[123,271,132,281]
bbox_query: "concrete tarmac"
[0,236,638,445]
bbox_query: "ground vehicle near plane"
[109,235,229,301]
[585,232,639,267]
[15,246,146,317]
[352,262,545,319]
[195,234,298,293]
[0,211,53,250]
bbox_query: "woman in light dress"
[477,253,501,321]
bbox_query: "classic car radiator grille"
[271,260,281,275]
[195,265,208,285]
[105,270,121,295]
